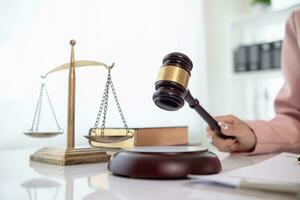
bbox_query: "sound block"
[108,146,221,179]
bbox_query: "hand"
[207,115,257,153]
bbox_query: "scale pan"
[84,135,132,143]
[24,131,63,138]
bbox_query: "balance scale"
[25,40,133,165]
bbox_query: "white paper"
[225,152,300,184]
[190,175,242,187]
[189,153,300,188]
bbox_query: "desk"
[0,149,298,200]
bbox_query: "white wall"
[0,0,208,149]
[204,0,251,116]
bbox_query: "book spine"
[135,127,188,146]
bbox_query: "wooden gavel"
[153,52,234,139]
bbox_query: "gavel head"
[153,52,193,111]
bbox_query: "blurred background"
[0,0,299,150]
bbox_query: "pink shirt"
[246,11,300,154]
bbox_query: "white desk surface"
[0,148,298,200]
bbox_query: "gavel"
[153,52,234,139]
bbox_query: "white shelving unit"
[231,4,300,76]
[231,5,300,49]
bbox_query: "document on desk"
[189,153,300,194]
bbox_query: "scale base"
[30,147,111,166]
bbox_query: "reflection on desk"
[0,149,298,200]
[21,178,61,200]
[85,173,296,200]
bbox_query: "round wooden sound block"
[108,146,221,179]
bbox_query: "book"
[88,126,188,149]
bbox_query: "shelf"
[230,4,300,46]
[232,69,282,79]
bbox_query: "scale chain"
[93,69,131,136]
[35,85,43,131]
[100,73,111,136]
[30,83,44,132]
[44,84,63,131]
[29,83,62,133]
[110,76,130,134]
[93,72,111,132]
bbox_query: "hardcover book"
[88,126,188,149]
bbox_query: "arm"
[246,11,300,154]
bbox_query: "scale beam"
[42,61,114,78]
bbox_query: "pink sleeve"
[246,11,300,154]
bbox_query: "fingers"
[214,115,238,124]
[228,140,240,152]
[206,122,237,143]
[206,114,241,152]
[206,129,214,143]
[207,114,238,134]
[210,115,241,137]
[218,122,229,130]
[211,133,237,152]
[217,122,240,137]
[207,127,240,152]
[207,121,236,137]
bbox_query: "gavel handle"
[184,90,234,139]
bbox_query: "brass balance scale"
[24,40,133,165]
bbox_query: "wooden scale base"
[108,146,221,179]
[30,147,110,166]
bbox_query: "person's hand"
[206,115,257,153]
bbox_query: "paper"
[228,152,300,183]
[189,153,300,193]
